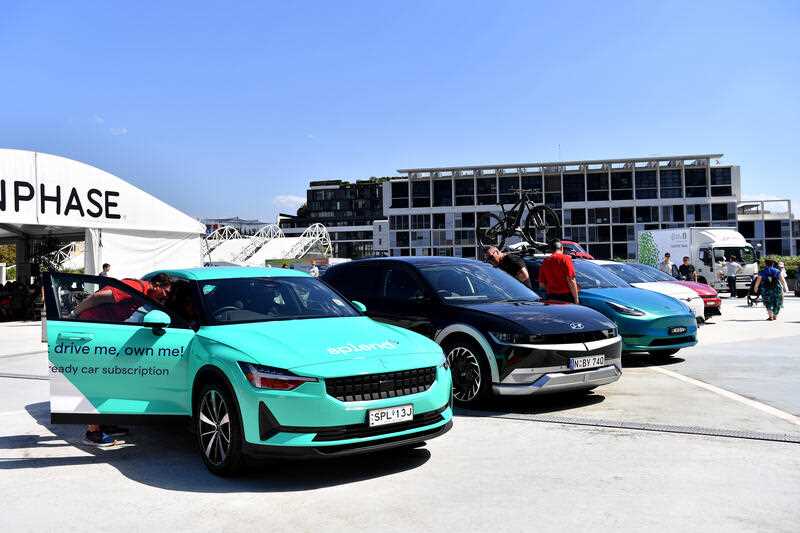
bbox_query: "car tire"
[442,338,492,406]
[195,382,245,477]
[649,349,680,357]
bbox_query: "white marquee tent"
[0,149,205,280]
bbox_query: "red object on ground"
[561,240,594,260]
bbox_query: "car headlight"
[607,301,646,316]
[489,331,542,344]
[238,362,318,390]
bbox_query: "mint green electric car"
[43,268,452,475]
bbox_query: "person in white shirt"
[724,256,741,298]
[658,253,675,277]
[309,261,320,278]
[778,261,789,293]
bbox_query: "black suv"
[323,257,622,404]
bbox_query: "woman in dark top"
[753,259,784,320]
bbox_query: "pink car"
[629,263,721,320]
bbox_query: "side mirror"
[351,300,367,313]
[143,309,171,335]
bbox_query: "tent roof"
[0,149,204,241]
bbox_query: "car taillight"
[238,362,318,391]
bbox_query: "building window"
[659,169,682,199]
[738,221,755,239]
[711,167,733,196]
[563,208,586,225]
[521,175,543,203]
[588,208,610,224]
[636,206,659,223]
[476,177,497,205]
[410,214,429,229]
[612,224,633,242]
[588,243,611,260]
[412,180,431,208]
[586,172,609,201]
[612,207,634,224]
[432,179,453,207]
[499,176,520,204]
[610,172,633,200]
[564,226,587,242]
[391,181,409,208]
[395,231,410,247]
[635,170,657,199]
[661,204,685,223]
[612,243,631,260]
[588,225,611,242]
[685,168,707,198]
[390,215,409,230]
[455,212,475,228]
[455,178,475,206]
[563,173,585,202]
[686,204,710,223]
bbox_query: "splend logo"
[327,340,398,355]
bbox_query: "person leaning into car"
[485,246,532,288]
[538,241,580,304]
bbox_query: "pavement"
[1,295,799,532]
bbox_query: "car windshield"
[573,260,630,289]
[600,262,659,284]
[418,262,539,304]
[713,246,755,264]
[199,277,359,324]
[628,263,676,282]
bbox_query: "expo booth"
[0,149,205,284]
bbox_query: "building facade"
[202,216,271,236]
[737,199,797,256]
[383,154,750,259]
[279,178,387,258]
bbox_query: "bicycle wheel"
[524,205,562,245]
[477,213,507,249]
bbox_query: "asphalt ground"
[1,296,799,532]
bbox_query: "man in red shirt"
[538,241,579,304]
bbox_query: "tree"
[0,244,15,265]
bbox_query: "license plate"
[669,326,688,335]
[368,405,414,427]
[569,355,605,370]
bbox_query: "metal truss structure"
[203,226,241,257]
[233,224,285,262]
[285,223,332,259]
[50,241,85,270]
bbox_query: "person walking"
[658,253,675,277]
[678,256,698,282]
[777,261,789,294]
[753,259,784,320]
[538,241,580,304]
[485,246,532,288]
[309,261,320,278]
[724,256,741,298]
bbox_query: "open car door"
[43,272,196,424]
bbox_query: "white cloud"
[92,114,105,124]
[272,194,305,212]
[306,133,315,140]
[109,127,128,136]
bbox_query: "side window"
[326,264,380,301]
[382,267,425,301]
[49,276,158,325]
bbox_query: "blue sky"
[1,1,798,221]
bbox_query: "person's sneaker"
[100,425,129,437]
[82,431,117,447]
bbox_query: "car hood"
[581,287,692,316]
[675,280,719,297]
[198,316,443,377]
[458,300,616,333]
[630,281,700,300]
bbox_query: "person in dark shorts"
[485,246,532,288]
[678,256,697,282]
[538,241,579,304]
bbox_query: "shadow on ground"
[621,353,685,368]
[0,402,431,493]
[456,390,606,419]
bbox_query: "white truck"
[637,227,758,296]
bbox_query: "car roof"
[334,256,487,268]
[146,267,310,281]
[591,260,616,265]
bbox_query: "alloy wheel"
[447,346,482,402]
[198,389,231,466]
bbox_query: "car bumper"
[492,364,621,396]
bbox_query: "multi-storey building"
[383,154,747,259]
[737,199,796,256]
[279,178,387,258]
[202,216,271,236]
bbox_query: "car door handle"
[58,333,94,341]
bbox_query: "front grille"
[535,330,615,344]
[312,409,445,442]
[326,367,437,402]
[650,336,695,347]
